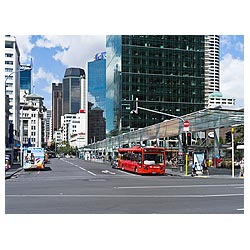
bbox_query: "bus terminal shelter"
[82,106,244,169]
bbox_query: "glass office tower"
[106,35,205,135]
[20,69,31,93]
[88,53,106,115]
[62,67,85,115]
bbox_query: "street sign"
[183,120,190,131]
[183,120,190,127]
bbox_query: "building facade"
[62,68,86,115]
[20,94,47,148]
[61,110,88,148]
[204,35,220,106]
[52,82,62,134]
[106,35,206,135]
[88,102,106,144]
[20,68,32,94]
[208,92,235,107]
[5,35,21,147]
[88,52,106,115]
[46,109,52,145]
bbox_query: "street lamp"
[5,65,32,166]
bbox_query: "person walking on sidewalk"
[191,162,197,177]
[240,156,244,177]
[202,158,209,175]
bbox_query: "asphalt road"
[5,157,244,214]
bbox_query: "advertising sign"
[95,52,106,61]
[193,152,204,171]
[23,147,45,170]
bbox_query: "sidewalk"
[165,166,243,178]
[5,163,22,180]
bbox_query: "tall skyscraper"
[204,35,220,106]
[106,35,206,134]
[4,35,21,147]
[62,67,86,115]
[88,52,106,115]
[52,82,62,133]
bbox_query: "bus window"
[144,154,164,164]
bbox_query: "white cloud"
[35,35,106,68]
[220,53,244,107]
[15,35,34,63]
[33,67,60,94]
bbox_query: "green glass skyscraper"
[106,35,206,135]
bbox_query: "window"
[5,53,13,57]
[5,68,13,72]
[5,41,14,48]
[5,61,13,65]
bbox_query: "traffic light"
[226,131,231,143]
[187,132,192,145]
[181,132,186,146]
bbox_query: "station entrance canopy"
[87,107,244,150]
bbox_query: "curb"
[5,168,23,180]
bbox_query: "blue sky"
[15,35,244,109]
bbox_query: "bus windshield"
[144,153,164,164]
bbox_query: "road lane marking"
[102,170,116,175]
[114,184,244,189]
[76,166,96,176]
[117,170,138,176]
[237,208,244,211]
[6,193,244,198]
[87,170,96,176]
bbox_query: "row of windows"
[5,53,13,57]
[122,48,204,60]
[122,67,204,76]
[5,61,13,65]
[123,36,205,50]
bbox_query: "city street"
[5,158,244,214]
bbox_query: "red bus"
[117,146,166,175]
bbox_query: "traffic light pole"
[133,98,185,122]
[131,98,186,172]
[231,127,235,178]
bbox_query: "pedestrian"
[240,156,244,177]
[202,159,209,175]
[191,162,197,177]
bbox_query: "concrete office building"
[204,35,220,106]
[52,82,62,134]
[20,94,47,148]
[61,110,88,147]
[106,35,207,135]
[4,35,21,148]
[88,102,106,144]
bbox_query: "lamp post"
[5,65,32,166]
[35,108,41,148]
